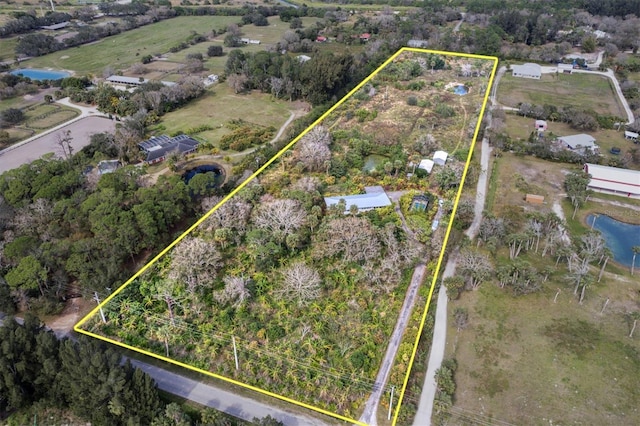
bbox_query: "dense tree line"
[0,11,71,37]
[0,151,206,312]
[0,314,161,423]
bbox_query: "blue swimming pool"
[587,214,640,267]
[454,85,468,95]
[10,68,70,81]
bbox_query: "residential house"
[138,134,199,165]
[559,134,598,155]
[106,75,176,87]
[407,39,428,48]
[557,63,573,74]
[511,63,542,79]
[584,163,640,199]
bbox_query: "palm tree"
[631,246,640,275]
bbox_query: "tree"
[564,171,591,219]
[443,276,465,300]
[215,275,251,307]
[631,246,640,275]
[254,198,307,244]
[0,107,24,127]
[294,125,331,171]
[168,236,222,293]
[458,249,492,290]
[227,73,248,94]
[5,255,47,296]
[314,216,381,263]
[277,261,322,306]
[207,45,223,57]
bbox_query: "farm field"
[446,152,640,425]
[23,16,242,75]
[497,72,626,117]
[75,49,497,424]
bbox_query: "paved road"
[129,359,328,426]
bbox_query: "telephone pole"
[93,292,106,324]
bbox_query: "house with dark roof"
[324,186,391,214]
[138,134,199,164]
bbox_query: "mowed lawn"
[498,72,626,117]
[153,83,292,148]
[23,16,242,75]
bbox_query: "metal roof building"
[511,63,542,79]
[106,75,176,87]
[433,150,448,166]
[559,134,598,153]
[584,163,640,199]
[138,134,199,164]
[324,191,392,214]
[418,159,434,174]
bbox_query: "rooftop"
[584,163,640,196]
[324,192,391,213]
[559,134,597,149]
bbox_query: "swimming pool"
[10,68,71,81]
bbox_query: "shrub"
[407,96,418,106]
[207,45,223,57]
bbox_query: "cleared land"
[497,72,626,117]
[447,153,640,425]
[76,50,496,424]
[0,116,116,174]
[23,16,242,75]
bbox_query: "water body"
[183,164,225,186]
[11,68,71,81]
[363,154,389,172]
[454,85,468,95]
[587,214,640,267]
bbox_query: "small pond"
[454,85,468,95]
[183,164,225,186]
[11,68,71,81]
[363,154,389,173]
[587,214,640,267]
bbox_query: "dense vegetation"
[79,52,493,420]
[0,150,215,314]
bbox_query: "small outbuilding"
[535,120,547,131]
[418,159,434,174]
[557,63,574,74]
[525,194,545,204]
[433,150,448,166]
[625,130,639,142]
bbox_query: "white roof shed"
[433,151,448,166]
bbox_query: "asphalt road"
[129,359,330,426]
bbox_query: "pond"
[587,214,640,267]
[454,85,468,95]
[11,68,71,81]
[183,164,225,187]
[363,154,389,173]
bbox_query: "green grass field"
[498,72,626,117]
[23,16,242,75]
[150,84,292,150]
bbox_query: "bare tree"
[55,130,74,161]
[254,198,307,243]
[152,279,184,326]
[294,125,332,172]
[277,261,322,306]
[314,216,381,263]
[458,249,492,290]
[292,176,321,193]
[215,275,251,307]
[168,236,222,293]
[227,73,248,94]
[204,198,253,240]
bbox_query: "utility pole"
[387,386,395,420]
[232,336,239,370]
[93,292,106,324]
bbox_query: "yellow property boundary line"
[74,47,498,425]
